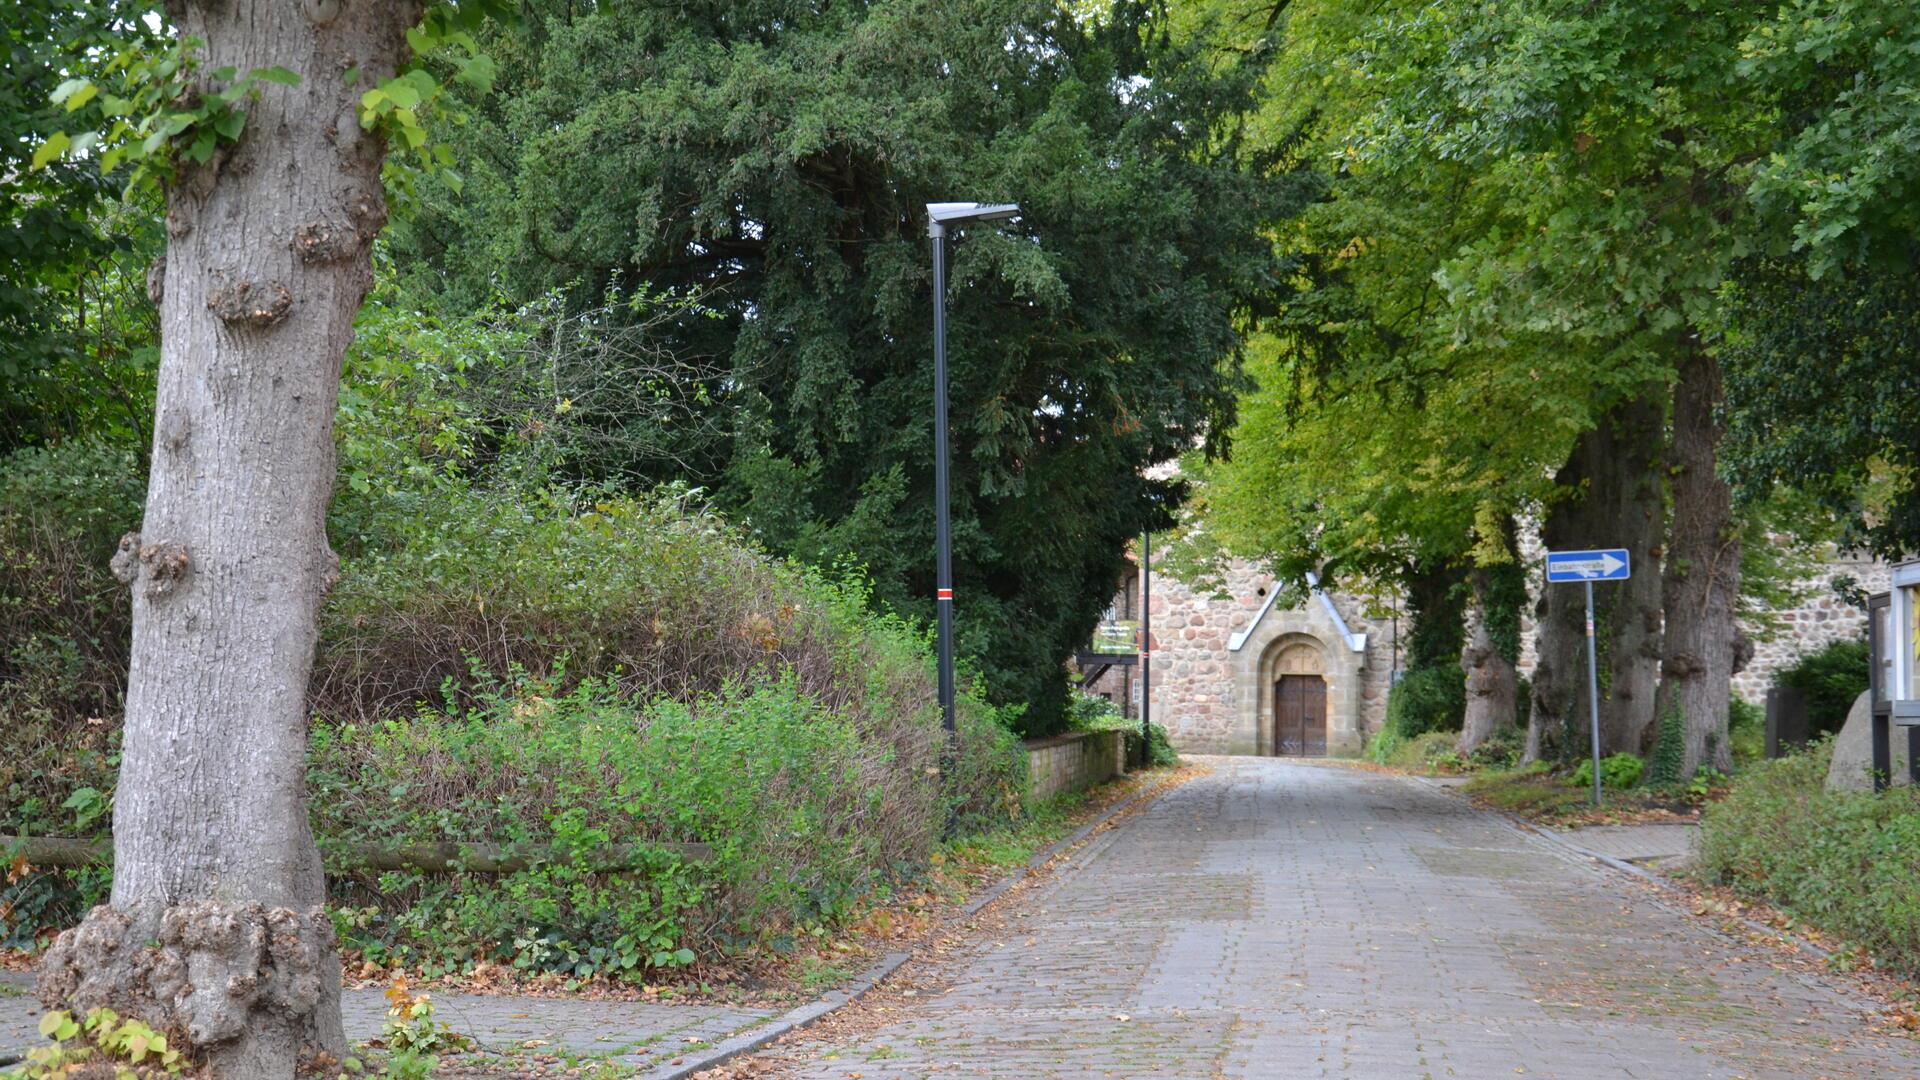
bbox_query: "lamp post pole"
[925,202,1019,743]
[930,217,956,738]
[1141,531,1152,764]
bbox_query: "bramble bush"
[1697,740,1920,978]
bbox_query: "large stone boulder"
[1825,690,1911,791]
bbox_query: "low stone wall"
[1025,731,1126,802]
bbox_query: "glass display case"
[1892,561,1920,724]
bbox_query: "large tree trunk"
[37,5,417,1076]
[1523,395,1666,763]
[1525,463,1586,763]
[1459,514,1524,755]
[1588,389,1665,754]
[1656,343,1741,776]
[1457,570,1519,755]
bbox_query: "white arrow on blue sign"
[1545,548,1631,582]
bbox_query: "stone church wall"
[1108,545,1884,758]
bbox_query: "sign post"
[1545,549,1632,806]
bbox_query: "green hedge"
[1774,638,1869,738]
[1384,665,1466,739]
[1697,741,1920,978]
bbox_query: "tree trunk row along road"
[743,758,1920,1079]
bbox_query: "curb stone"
[1406,774,1834,963]
[644,770,1178,1080]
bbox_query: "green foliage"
[313,667,1017,976]
[1368,730,1458,772]
[1570,753,1646,792]
[1066,691,1176,768]
[1721,260,1920,558]
[2,2,163,454]
[1698,740,1920,979]
[1645,704,1688,790]
[1736,0,1920,276]
[0,439,144,838]
[378,980,470,1077]
[382,0,1308,735]
[34,28,303,190]
[1383,667,1466,741]
[23,1007,184,1077]
[1775,639,1870,740]
[1469,725,1525,772]
[1361,724,1402,767]
[1729,696,1765,767]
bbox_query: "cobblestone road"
[771,757,1920,1079]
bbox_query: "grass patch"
[1461,763,1590,819]
[940,787,1094,870]
[797,955,854,991]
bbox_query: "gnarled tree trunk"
[1656,342,1740,776]
[1457,582,1518,755]
[1527,441,1594,763]
[37,4,418,1076]
[1459,514,1524,755]
[1589,388,1665,755]
[1524,395,1666,763]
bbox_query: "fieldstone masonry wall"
[1095,561,1404,756]
[1100,544,1885,758]
[1733,552,1887,703]
[1025,730,1126,802]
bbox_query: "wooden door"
[1272,675,1328,756]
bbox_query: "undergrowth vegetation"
[1,424,1029,977]
[1698,740,1920,978]
[1067,690,1177,767]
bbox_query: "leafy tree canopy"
[384,0,1309,733]
[1,1,162,453]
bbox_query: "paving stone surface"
[0,968,774,1069]
[774,757,1920,1079]
[1555,822,1700,867]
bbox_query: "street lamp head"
[927,201,1021,236]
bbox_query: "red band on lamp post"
[937,588,953,600]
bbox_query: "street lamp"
[927,201,1020,740]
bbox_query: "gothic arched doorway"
[1267,640,1329,756]
[1273,675,1328,756]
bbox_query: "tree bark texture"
[1657,343,1741,776]
[1457,567,1519,755]
[36,4,417,1076]
[1526,445,1594,764]
[1586,389,1666,755]
[1523,396,1666,762]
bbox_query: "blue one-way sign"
[1545,548,1631,582]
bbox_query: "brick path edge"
[644,770,1181,1080]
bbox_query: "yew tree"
[31,3,503,1074]
[379,0,1304,733]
